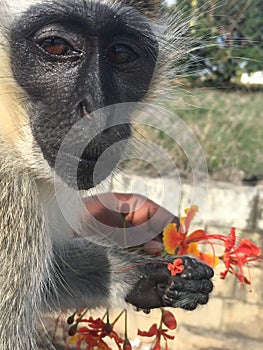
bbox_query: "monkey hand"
[125,256,214,311]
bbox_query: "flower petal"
[235,238,262,257]
[186,229,208,243]
[163,223,182,254]
[183,205,199,233]
[200,252,219,268]
[186,242,201,258]
[138,324,158,337]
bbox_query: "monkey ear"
[123,0,161,17]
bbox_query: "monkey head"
[0,0,159,189]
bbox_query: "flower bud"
[162,310,177,330]
[123,339,132,350]
[68,324,78,336]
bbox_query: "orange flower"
[163,206,262,283]
[163,223,183,255]
[187,242,219,268]
[199,250,219,268]
[163,205,207,255]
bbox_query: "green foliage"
[171,0,263,87]
[170,90,263,180]
[133,90,263,182]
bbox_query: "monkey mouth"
[55,125,131,190]
[55,151,108,190]
[55,146,123,190]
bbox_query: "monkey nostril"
[79,101,92,120]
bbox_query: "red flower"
[219,227,262,284]
[138,324,174,340]
[152,337,161,350]
[66,316,124,350]
[138,324,158,337]
[138,323,174,350]
[167,258,184,276]
[196,227,262,285]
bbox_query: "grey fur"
[0,2,213,349]
[0,136,155,349]
[0,138,52,348]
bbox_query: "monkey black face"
[10,0,158,190]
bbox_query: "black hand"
[126,256,214,310]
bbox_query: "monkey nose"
[79,100,92,120]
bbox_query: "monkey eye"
[104,43,139,66]
[36,36,82,58]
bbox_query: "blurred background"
[114,1,263,349]
[125,0,263,185]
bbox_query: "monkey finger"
[179,257,214,277]
[162,291,209,310]
[180,264,214,280]
[165,287,210,304]
[180,256,199,269]
[168,278,213,293]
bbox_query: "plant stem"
[124,309,128,339]
[112,309,126,326]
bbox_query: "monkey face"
[10,0,158,189]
